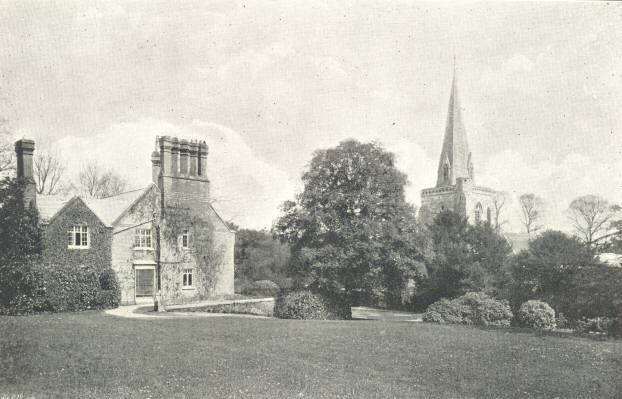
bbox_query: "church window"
[474,203,483,224]
[486,208,492,225]
[181,229,190,249]
[443,164,449,182]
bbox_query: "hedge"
[0,257,120,315]
[274,290,351,320]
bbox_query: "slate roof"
[37,185,154,227]
[85,186,153,226]
[37,195,72,223]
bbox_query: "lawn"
[1,311,621,398]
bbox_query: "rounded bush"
[274,290,351,320]
[423,292,513,327]
[518,300,556,330]
[242,280,280,297]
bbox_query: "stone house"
[420,70,499,224]
[14,136,235,305]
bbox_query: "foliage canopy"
[273,140,428,308]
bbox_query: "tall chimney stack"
[15,139,36,208]
[151,150,161,185]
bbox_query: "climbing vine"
[160,202,226,298]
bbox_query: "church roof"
[437,69,472,186]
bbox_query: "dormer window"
[68,225,89,249]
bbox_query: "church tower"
[420,67,498,224]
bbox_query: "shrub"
[274,290,351,320]
[242,280,280,297]
[423,292,513,327]
[517,300,556,330]
[573,317,621,336]
[0,257,120,315]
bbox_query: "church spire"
[436,65,472,187]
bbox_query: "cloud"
[506,54,534,72]
[52,118,295,229]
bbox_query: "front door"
[135,268,155,297]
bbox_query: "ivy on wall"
[160,203,226,299]
[42,198,112,270]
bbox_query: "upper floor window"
[443,164,450,182]
[181,229,190,249]
[474,203,483,224]
[67,225,89,249]
[134,228,152,249]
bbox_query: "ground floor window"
[182,268,193,288]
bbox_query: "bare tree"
[0,115,14,175]
[518,193,544,238]
[492,192,508,232]
[76,162,128,198]
[34,148,65,195]
[567,195,621,248]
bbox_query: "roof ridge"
[99,185,152,199]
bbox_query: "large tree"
[518,193,544,237]
[418,210,512,307]
[273,140,428,308]
[234,228,291,286]
[567,195,621,248]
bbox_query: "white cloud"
[53,118,295,229]
[506,54,534,72]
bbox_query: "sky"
[0,1,620,232]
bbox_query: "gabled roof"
[37,185,156,227]
[85,185,156,226]
[37,195,73,223]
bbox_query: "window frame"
[474,203,483,224]
[182,268,194,289]
[133,228,153,250]
[181,229,190,249]
[67,225,90,249]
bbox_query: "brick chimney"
[151,150,161,185]
[157,135,210,210]
[14,139,36,208]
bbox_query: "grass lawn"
[1,311,621,398]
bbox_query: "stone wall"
[111,187,158,305]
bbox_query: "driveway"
[352,306,423,322]
[106,304,422,321]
